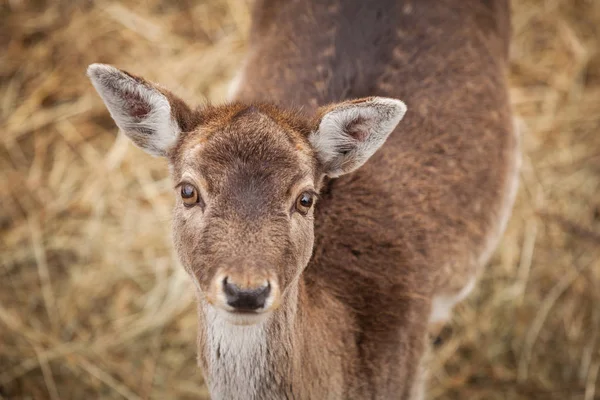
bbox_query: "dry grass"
[1,0,599,399]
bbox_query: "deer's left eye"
[181,184,201,207]
[295,192,314,215]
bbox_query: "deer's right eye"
[181,184,201,207]
[295,191,315,215]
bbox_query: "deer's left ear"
[309,97,407,178]
[87,64,193,157]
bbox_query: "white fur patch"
[429,277,476,324]
[309,97,407,177]
[87,63,180,157]
[203,305,269,400]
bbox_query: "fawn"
[88,0,518,398]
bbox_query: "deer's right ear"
[87,64,192,157]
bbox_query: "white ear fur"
[309,97,407,177]
[87,63,180,157]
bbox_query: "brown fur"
[210,0,513,398]
[92,0,516,398]
[181,0,513,398]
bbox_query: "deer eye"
[295,192,314,215]
[181,183,201,207]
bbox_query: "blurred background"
[1,0,599,399]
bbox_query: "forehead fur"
[170,103,317,195]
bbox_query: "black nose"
[223,278,271,311]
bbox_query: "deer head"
[88,64,407,325]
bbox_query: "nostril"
[222,278,271,312]
[222,276,234,297]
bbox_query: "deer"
[87,0,518,398]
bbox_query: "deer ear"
[87,64,191,157]
[309,97,407,178]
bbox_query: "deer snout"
[210,272,281,319]
[223,277,271,311]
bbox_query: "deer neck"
[197,280,306,400]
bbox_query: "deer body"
[88,0,517,399]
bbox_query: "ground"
[1,0,599,399]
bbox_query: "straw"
[1,0,599,399]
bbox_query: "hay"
[1,0,599,399]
